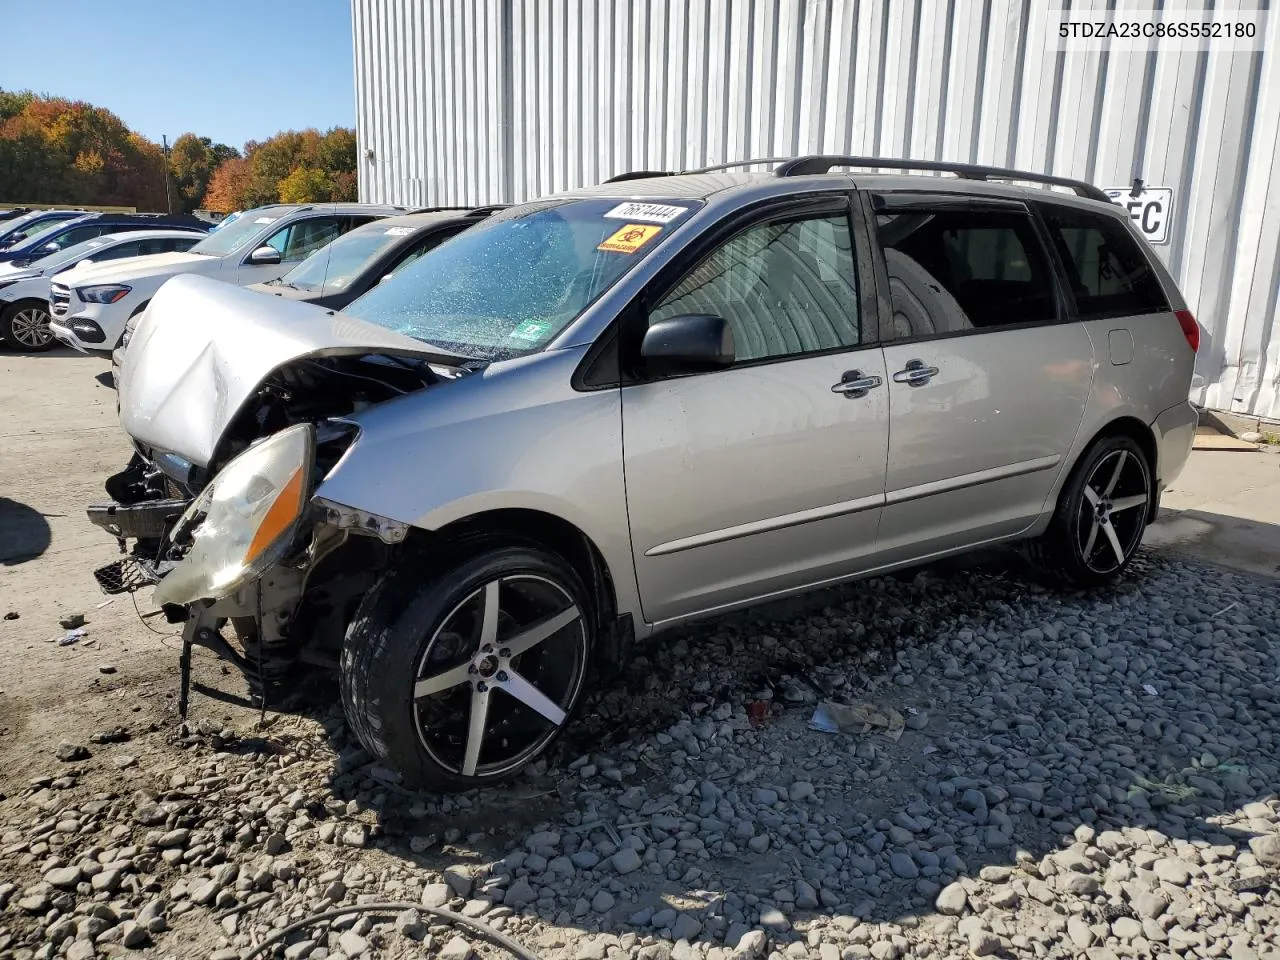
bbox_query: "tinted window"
[1040,205,1169,319]
[650,213,860,363]
[265,217,343,263]
[877,208,1056,338]
[42,225,105,251]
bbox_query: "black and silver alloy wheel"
[1075,448,1150,575]
[413,575,586,778]
[341,543,595,789]
[1,302,55,352]
[1026,433,1151,587]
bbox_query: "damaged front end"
[86,275,472,708]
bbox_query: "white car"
[0,229,203,352]
[48,203,405,353]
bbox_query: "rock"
[504,878,536,908]
[284,942,317,959]
[421,883,451,908]
[1067,916,1095,949]
[935,882,967,915]
[119,921,150,949]
[790,781,814,801]
[968,932,1001,957]
[611,847,642,874]
[444,865,473,898]
[734,930,768,958]
[759,907,789,933]
[60,614,86,629]
[672,913,703,940]
[99,664,117,674]
[1153,858,1191,885]
[441,935,476,960]
[264,832,288,855]
[1058,872,1099,895]
[591,891,615,913]
[1248,834,1280,866]
[45,866,81,889]
[66,942,95,960]
[55,741,90,762]
[338,930,370,956]
[1112,916,1142,941]
[397,908,427,940]
[888,852,918,879]
[1134,891,1169,919]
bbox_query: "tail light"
[1175,309,1199,353]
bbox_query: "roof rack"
[773,155,1110,202]
[603,155,1110,202]
[407,205,497,215]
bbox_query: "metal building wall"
[352,0,1280,419]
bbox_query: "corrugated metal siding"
[352,0,1280,419]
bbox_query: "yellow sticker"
[598,223,662,254]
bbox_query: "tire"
[0,300,56,352]
[341,542,595,790]
[1025,434,1152,588]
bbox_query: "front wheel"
[1026,435,1152,587]
[1,301,56,352]
[341,543,594,790]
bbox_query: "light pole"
[162,134,173,213]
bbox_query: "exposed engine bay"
[89,351,474,701]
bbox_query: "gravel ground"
[1,550,1277,960]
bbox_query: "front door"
[871,198,1095,563]
[621,197,890,624]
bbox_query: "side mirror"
[640,314,735,377]
[247,245,282,265]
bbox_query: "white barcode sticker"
[603,202,688,224]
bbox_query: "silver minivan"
[91,157,1198,789]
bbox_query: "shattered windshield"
[344,198,699,360]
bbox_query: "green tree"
[169,133,240,211]
[278,166,332,204]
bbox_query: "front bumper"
[48,317,103,353]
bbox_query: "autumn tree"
[278,166,332,203]
[169,133,239,212]
[201,156,253,213]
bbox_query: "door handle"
[892,359,939,386]
[831,370,883,398]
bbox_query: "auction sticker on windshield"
[598,224,662,254]
[603,202,688,224]
[385,226,416,236]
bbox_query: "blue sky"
[0,0,355,150]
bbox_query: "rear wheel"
[1026,434,1152,587]
[1,300,55,352]
[341,543,594,789]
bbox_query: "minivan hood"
[65,251,213,286]
[119,274,447,467]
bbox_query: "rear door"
[871,194,1095,562]
[621,194,890,624]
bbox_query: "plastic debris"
[59,613,86,629]
[3,611,18,621]
[95,598,116,610]
[1142,684,1159,696]
[747,700,772,728]
[58,628,88,647]
[1211,601,1238,619]
[809,700,905,741]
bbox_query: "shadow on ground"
[0,497,52,565]
[178,542,1280,945]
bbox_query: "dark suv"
[0,212,210,267]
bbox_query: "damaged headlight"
[154,423,315,605]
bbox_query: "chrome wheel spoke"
[477,580,500,646]
[413,662,472,699]
[499,669,567,725]
[503,605,580,659]
[1112,493,1148,513]
[1102,519,1126,567]
[1082,518,1100,558]
[1083,485,1100,507]
[1103,451,1127,496]
[461,686,491,777]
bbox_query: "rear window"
[877,208,1057,337]
[1039,205,1169,320]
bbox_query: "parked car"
[0,209,84,251]
[48,203,406,353]
[208,210,244,232]
[0,230,204,352]
[0,207,31,223]
[245,207,502,309]
[91,156,1197,789]
[0,212,209,267]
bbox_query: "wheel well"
[1085,416,1159,519]
[128,299,152,318]
[2,297,49,314]
[410,509,624,663]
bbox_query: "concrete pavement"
[1147,442,1280,579]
